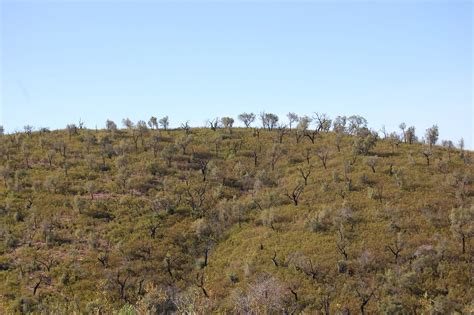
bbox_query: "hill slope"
[0,122,472,313]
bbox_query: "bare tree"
[275,124,288,144]
[335,133,343,152]
[385,232,404,263]
[116,272,130,300]
[316,147,330,169]
[207,117,220,131]
[181,121,191,134]
[422,148,432,165]
[185,180,207,217]
[442,140,454,161]
[285,183,304,206]
[195,271,209,298]
[354,279,377,315]
[336,225,349,260]
[297,167,312,186]
[66,124,78,139]
[269,145,285,171]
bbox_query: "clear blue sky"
[1,1,472,147]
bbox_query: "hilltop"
[0,114,472,314]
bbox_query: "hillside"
[0,115,472,314]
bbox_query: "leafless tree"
[316,147,330,169]
[385,232,404,263]
[336,225,349,260]
[422,148,432,165]
[285,183,304,206]
[269,145,285,171]
[195,271,209,298]
[297,167,312,186]
[207,117,220,131]
[275,124,288,143]
[442,140,454,161]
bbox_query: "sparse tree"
[335,133,343,152]
[285,183,304,206]
[364,156,378,173]
[422,148,432,165]
[287,112,299,130]
[405,126,416,144]
[148,116,159,130]
[352,129,378,155]
[316,147,330,169]
[399,122,406,143]
[314,113,332,133]
[24,125,34,135]
[336,225,349,260]
[260,112,279,131]
[122,118,134,129]
[275,124,288,143]
[106,119,118,132]
[297,167,311,186]
[385,232,404,263]
[159,116,169,130]
[333,116,347,134]
[238,112,256,128]
[458,138,465,158]
[181,121,191,134]
[354,278,378,315]
[86,181,97,200]
[221,117,234,133]
[304,147,312,165]
[347,115,368,135]
[269,145,285,171]
[425,125,439,148]
[161,144,178,167]
[449,206,474,254]
[176,135,193,155]
[442,140,454,161]
[66,124,78,139]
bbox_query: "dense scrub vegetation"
[0,113,472,314]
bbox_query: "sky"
[1,1,472,147]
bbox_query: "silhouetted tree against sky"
[238,112,256,128]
